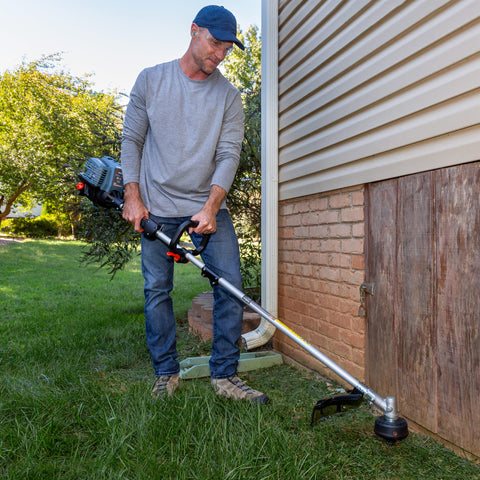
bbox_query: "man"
[121,5,269,404]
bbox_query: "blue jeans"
[141,209,244,379]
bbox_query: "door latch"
[358,282,375,317]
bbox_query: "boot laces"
[229,375,256,394]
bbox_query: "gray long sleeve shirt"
[121,59,244,218]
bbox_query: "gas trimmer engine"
[76,156,124,209]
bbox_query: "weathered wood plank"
[365,179,397,399]
[435,162,480,456]
[397,172,436,430]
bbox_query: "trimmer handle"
[140,217,210,257]
[170,219,210,256]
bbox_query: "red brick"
[309,280,328,294]
[326,253,341,267]
[293,202,310,214]
[328,339,352,361]
[318,210,340,224]
[329,223,352,238]
[352,189,365,206]
[339,254,353,269]
[315,306,333,322]
[352,254,365,270]
[343,283,361,301]
[283,283,301,298]
[308,252,329,266]
[309,197,328,211]
[309,224,329,238]
[328,297,358,316]
[343,331,365,349]
[318,321,342,341]
[278,227,294,239]
[297,239,312,251]
[278,262,295,275]
[293,226,309,238]
[278,239,291,251]
[329,193,352,209]
[305,302,323,320]
[341,238,364,254]
[328,311,352,330]
[325,283,344,297]
[339,269,365,286]
[351,348,365,366]
[341,206,364,222]
[352,222,365,237]
[298,289,320,306]
[302,212,320,225]
[351,316,366,332]
[279,203,295,215]
[316,266,341,282]
[328,253,351,268]
[291,276,311,291]
[319,239,341,253]
[300,264,314,277]
[292,251,309,264]
[309,330,334,351]
[285,215,302,227]
[341,360,365,383]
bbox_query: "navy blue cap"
[193,5,244,50]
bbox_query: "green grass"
[1,239,479,479]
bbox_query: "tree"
[223,25,261,94]
[224,26,262,291]
[0,54,123,230]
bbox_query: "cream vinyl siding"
[278,0,480,201]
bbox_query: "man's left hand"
[190,207,217,234]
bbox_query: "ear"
[191,24,199,38]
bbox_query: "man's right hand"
[122,182,149,233]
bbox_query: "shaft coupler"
[141,218,163,240]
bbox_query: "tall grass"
[1,239,479,479]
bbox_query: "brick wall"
[276,185,366,383]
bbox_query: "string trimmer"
[76,156,409,441]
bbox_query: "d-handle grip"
[169,220,210,256]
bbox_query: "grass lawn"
[1,239,479,479]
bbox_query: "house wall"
[271,0,480,457]
[277,0,480,200]
[276,185,366,383]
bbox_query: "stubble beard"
[193,51,219,77]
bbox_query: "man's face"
[191,27,234,75]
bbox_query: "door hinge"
[358,282,375,317]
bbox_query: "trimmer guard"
[311,388,364,425]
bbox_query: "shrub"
[239,236,261,298]
[9,214,70,238]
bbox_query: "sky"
[1,0,261,95]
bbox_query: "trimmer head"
[374,415,409,441]
[312,389,409,442]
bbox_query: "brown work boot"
[211,374,269,405]
[151,373,180,398]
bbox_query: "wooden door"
[365,162,480,457]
